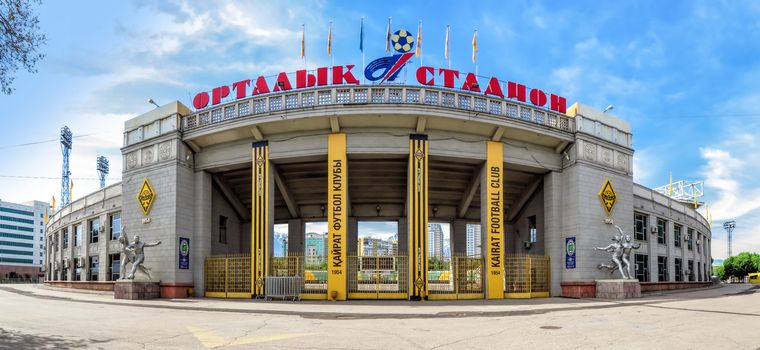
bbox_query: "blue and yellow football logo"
[391,29,415,53]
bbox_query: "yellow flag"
[669,172,673,196]
[44,207,49,224]
[300,24,305,59]
[69,179,74,202]
[327,22,332,55]
[415,21,422,57]
[444,25,449,60]
[51,196,55,210]
[471,29,477,63]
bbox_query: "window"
[62,266,68,281]
[110,213,121,240]
[74,225,82,246]
[688,259,694,281]
[687,228,693,250]
[697,233,701,253]
[89,218,100,244]
[698,262,702,281]
[635,254,649,282]
[528,216,537,243]
[62,229,69,249]
[219,216,228,244]
[656,218,667,245]
[674,258,683,282]
[658,256,668,281]
[108,253,120,281]
[74,259,81,281]
[634,213,648,241]
[674,225,682,247]
[89,256,99,281]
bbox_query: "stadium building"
[44,29,713,299]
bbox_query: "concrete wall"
[210,187,244,255]
[509,186,545,255]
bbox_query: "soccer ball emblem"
[391,29,415,53]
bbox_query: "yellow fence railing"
[504,254,550,298]
[204,253,551,300]
[348,255,408,299]
[204,254,251,298]
[428,255,484,300]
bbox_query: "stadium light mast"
[723,221,736,258]
[96,156,109,189]
[60,126,73,208]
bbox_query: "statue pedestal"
[114,280,161,300]
[595,279,641,299]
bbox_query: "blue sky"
[0,1,758,259]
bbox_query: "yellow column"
[251,141,270,297]
[485,141,505,299]
[409,134,429,300]
[327,133,347,300]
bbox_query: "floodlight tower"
[723,221,736,258]
[96,156,109,189]
[60,126,73,208]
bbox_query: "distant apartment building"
[358,236,398,256]
[428,223,444,258]
[305,232,327,265]
[466,224,481,256]
[0,200,49,278]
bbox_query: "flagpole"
[361,17,365,84]
[473,29,478,76]
[445,25,451,69]
[330,21,334,68]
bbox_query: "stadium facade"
[44,42,713,299]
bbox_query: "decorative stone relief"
[601,148,612,165]
[158,141,173,161]
[584,142,596,161]
[142,146,155,165]
[616,153,628,171]
[126,152,138,170]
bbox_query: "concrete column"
[287,219,304,256]
[192,171,212,296]
[667,220,675,282]
[451,219,467,256]
[347,217,358,256]
[543,171,563,296]
[99,213,108,281]
[647,214,657,282]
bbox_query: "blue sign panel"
[565,236,576,269]
[179,237,190,269]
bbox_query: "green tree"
[713,265,725,280]
[722,252,760,279]
[0,0,46,94]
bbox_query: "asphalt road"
[0,283,758,349]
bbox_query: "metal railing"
[347,255,408,299]
[428,255,484,299]
[271,253,327,298]
[504,254,550,298]
[181,85,575,133]
[204,254,251,298]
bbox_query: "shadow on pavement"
[0,328,110,350]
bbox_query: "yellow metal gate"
[348,255,408,299]
[504,255,550,298]
[428,255,484,300]
[204,254,251,298]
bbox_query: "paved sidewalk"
[0,283,758,349]
[0,282,742,319]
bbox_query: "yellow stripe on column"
[252,141,270,297]
[485,141,504,299]
[327,133,347,300]
[408,134,428,300]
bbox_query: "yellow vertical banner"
[486,141,504,299]
[251,141,270,296]
[327,133,347,300]
[409,134,428,300]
